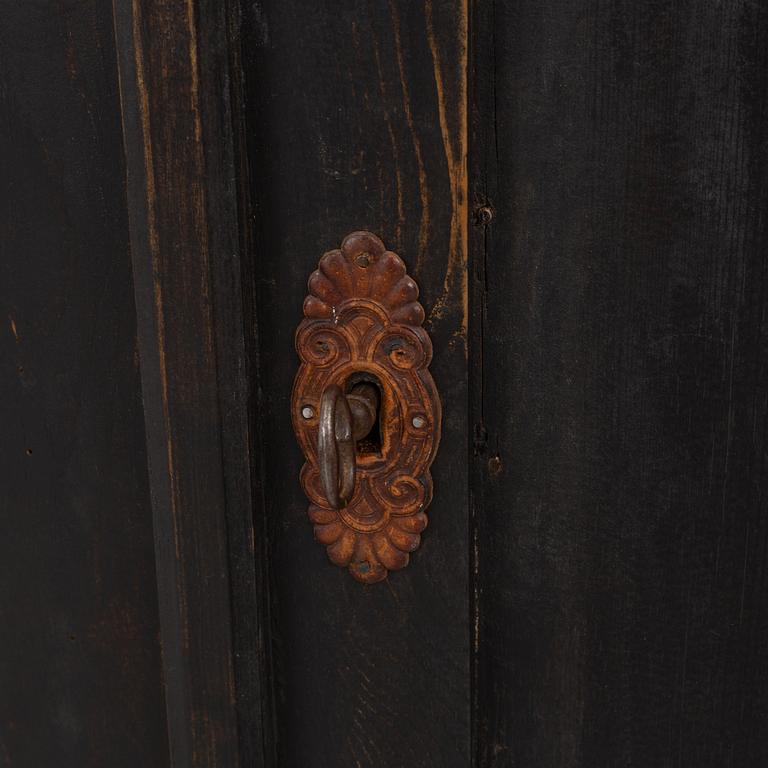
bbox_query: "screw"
[412,415,426,429]
[355,252,372,268]
[488,454,503,476]
[301,405,315,420]
[474,204,494,226]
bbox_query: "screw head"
[301,405,315,420]
[412,415,427,429]
[474,204,494,226]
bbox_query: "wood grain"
[0,2,167,765]
[241,2,470,765]
[470,1,768,766]
[6,1,765,765]
[113,0,274,765]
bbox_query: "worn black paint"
[471,1,768,766]
[0,2,167,766]
[113,0,272,764]
[3,1,768,766]
[242,2,470,766]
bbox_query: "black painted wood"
[241,2,471,766]
[0,2,168,766]
[113,0,273,765]
[471,1,768,766]
[4,2,768,766]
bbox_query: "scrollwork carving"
[291,231,441,583]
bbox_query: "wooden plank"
[471,1,768,765]
[241,2,471,765]
[112,1,274,765]
[0,2,168,766]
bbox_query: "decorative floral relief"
[291,231,441,583]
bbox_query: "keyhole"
[345,374,383,456]
[357,407,382,455]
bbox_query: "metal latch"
[291,231,441,583]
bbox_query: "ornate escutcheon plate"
[291,231,441,583]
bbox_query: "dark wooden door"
[0,4,168,766]
[3,1,768,767]
[240,4,470,766]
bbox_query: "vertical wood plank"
[471,1,768,766]
[241,1,470,765]
[112,1,273,765]
[0,3,168,765]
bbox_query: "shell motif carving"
[291,231,441,583]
